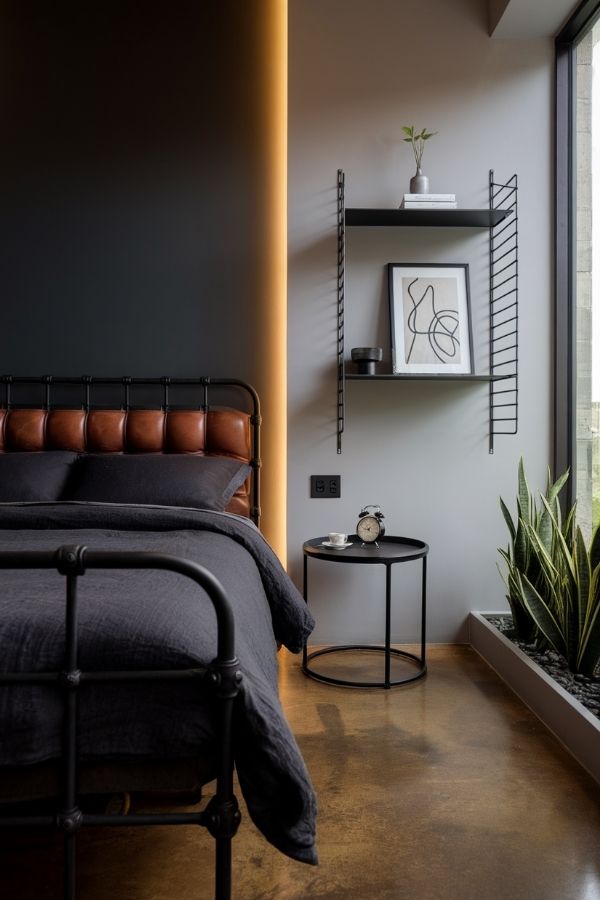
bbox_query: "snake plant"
[517,503,600,675]
[498,459,600,676]
[498,458,571,642]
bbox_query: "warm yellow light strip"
[263,0,287,565]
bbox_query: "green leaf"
[578,563,600,671]
[403,138,413,142]
[499,496,516,545]
[522,521,563,618]
[590,524,600,573]
[506,576,536,638]
[539,496,576,582]
[563,502,576,544]
[513,516,528,571]
[539,468,570,548]
[547,467,569,506]
[497,547,511,571]
[524,521,558,582]
[574,526,591,641]
[517,458,532,526]
[401,126,413,135]
[576,566,600,673]
[518,572,566,658]
[577,604,600,674]
[537,493,557,553]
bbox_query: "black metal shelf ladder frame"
[0,547,243,900]
[337,170,346,454]
[489,170,519,453]
[335,170,519,452]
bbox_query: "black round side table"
[302,535,429,689]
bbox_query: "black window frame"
[555,0,600,506]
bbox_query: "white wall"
[288,0,554,644]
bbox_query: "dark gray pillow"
[0,451,79,502]
[64,454,251,511]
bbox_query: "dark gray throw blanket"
[0,502,317,864]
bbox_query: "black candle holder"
[351,347,383,375]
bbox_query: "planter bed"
[468,611,600,786]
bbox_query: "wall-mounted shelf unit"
[345,373,508,382]
[345,208,510,228]
[336,169,518,454]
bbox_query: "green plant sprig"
[402,125,437,170]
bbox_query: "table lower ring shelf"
[302,642,427,688]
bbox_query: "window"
[555,1,600,535]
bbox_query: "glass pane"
[575,23,600,536]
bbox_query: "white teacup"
[328,532,348,545]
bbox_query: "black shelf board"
[346,373,509,382]
[345,208,511,227]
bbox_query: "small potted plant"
[402,125,437,193]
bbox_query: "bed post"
[55,546,87,900]
[204,657,242,900]
[0,548,243,900]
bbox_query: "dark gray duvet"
[0,502,317,864]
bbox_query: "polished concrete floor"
[2,645,600,899]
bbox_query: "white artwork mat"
[389,264,473,374]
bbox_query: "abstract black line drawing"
[388,264,472,375]
[405,277,461,364]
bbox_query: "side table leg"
[302,553,308,669]
[384,563,391,689]
[421,556,427,664]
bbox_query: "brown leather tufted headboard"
[0,377,261,524]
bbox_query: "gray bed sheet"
[0,502,317,864]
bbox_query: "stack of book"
[401,193,457,209]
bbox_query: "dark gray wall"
[0,3,266,378]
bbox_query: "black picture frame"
[388,263,474,375]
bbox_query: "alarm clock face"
[357,514,382,543]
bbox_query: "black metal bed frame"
[0,375,263,899]
[0,547,241,900]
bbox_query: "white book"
[402,201,458,209]
[403,193,456,202]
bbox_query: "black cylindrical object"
[351,347,383,375]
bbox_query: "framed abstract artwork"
[388,263,473,375]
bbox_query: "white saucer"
[321,540,352,549]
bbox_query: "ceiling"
[489,0,582,37]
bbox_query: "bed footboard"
[0,546,242,900]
